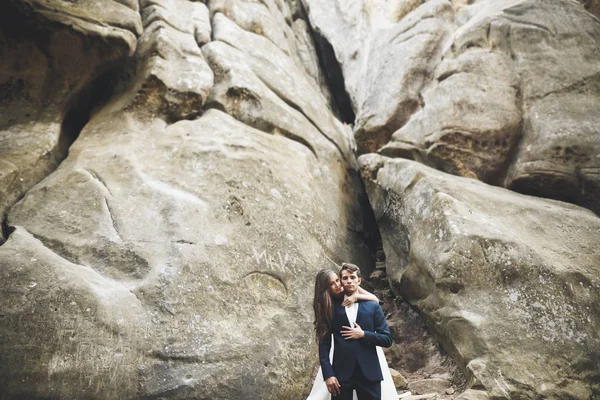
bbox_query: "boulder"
[454,389,489,400]
[359,154,600,399]
[379,48,522,185]
[498,0,600,215]
[303,0,454,154]
[0,0,142,240]
[0,1,374,398]
[379,0,600,214]
[1,109,365,399]
[408,378,452,395]
[390,368,408,389]
[306,0,600,215]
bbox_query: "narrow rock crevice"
[354,161,468,396]
[355,175,384,275]
[359,217,468,397]
[0,69,122,247]
[297,1,355,125]
[0,213,16,246]
[59,69,121,159]
[362,220,468,397]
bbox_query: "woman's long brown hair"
[313,269,337,342]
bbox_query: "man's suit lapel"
[355,301,364,326]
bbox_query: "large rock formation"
[0,0,375,398]
[305,0,600,215]
[303,0,455,155]
[1,0,600,399]
[359,154,600,399]
[0,0,142,237]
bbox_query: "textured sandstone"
[2,109,364,399]
[0,0,143,240]
[304,0,454,154]
[0,0,374,398]
[383,0,600,214]
[2,0,600,399]
[454,389,490,400]
[306,0,600,214]
[107,0,213,121]
[360,154,600,399]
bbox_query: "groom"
[319,263,393,400]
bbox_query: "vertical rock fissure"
[356,173,386,275]
[0,69,121,247]
[297,1,355,124]
[59,69,121,158]
[293,3,383,272]
[0,212,15,246]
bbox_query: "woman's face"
[327,272,343,297]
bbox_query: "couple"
[308,263,397,400]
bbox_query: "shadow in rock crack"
[0,215,16,246]
[0,70,122,247]
[356,176,467,396]
[298,1,356,124]
[350,169,383,276]
[365,242,468,396]
[58,69,121,159]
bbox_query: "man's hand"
[325,376,341,396]
[341,294,357,307]
[341,322,364,340]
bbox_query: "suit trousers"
[335,364,382,400]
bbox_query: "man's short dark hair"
[341,262,361,278]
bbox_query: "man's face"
[341,269,361,296]
[327,272,343,297]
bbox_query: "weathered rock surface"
[2,109,362,399]
[209,11,353,159]
[306,0,600,215]
[108,0,213,121]
[454,389,490,400]
[208,0,331,102]
[0,0,375,399]
[390,368,409,389]
[2,0,600,399]
[0,0,142,240]
[359,154,600,399]
[409,378,452,395]
[304,0,455,154]
[579,0,600,20]
[381,0,600,215]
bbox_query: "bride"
[307,268,397,400]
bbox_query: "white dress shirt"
[344,295,359,327]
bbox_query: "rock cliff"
[1,0,599,399]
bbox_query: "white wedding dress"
[306,343,397,400]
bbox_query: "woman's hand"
[342,294,357,307]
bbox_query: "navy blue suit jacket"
[319,299,392,382]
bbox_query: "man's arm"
[363,303,392,348]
